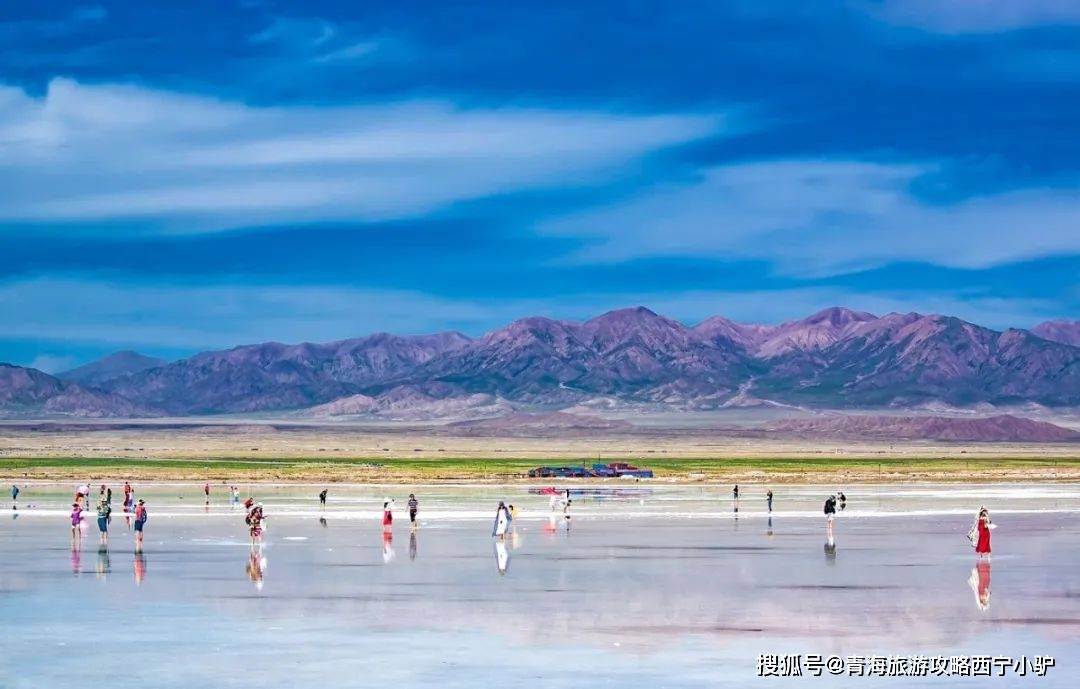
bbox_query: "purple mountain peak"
[802,306,878,327]
[4,306,1079,416]
[1032,320,1080,347]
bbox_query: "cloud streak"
[0,78,719,231]
[544,159,1080,275]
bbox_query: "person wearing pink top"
[70,503,83,545]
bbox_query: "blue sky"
[1,0,1079,371]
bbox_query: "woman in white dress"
[492,501,510,539]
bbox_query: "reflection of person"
[96,545,110,579]
[494,539,510,575]
[134,552,146,585]
[382,531,395,563]
[246,547,265,589]
[493,501,510,538]
[968,560,991,611]
[824,531,836,563]
[409,531,417,561]
[766,516,774,538]
[974,507,993,556]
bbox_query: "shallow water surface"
[1,483,1078,687]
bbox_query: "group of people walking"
[44,482,996,564]
[68,481,147,551]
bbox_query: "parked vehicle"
[527,466,592,478]
[527,462,654,479]
[605,462,654,478]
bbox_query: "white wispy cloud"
[862,0,1080,33]
[543,159,1080,275]
[0,78,719,231]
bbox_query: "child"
[70,503,83,543]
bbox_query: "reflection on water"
[824,530,837,564]
[494,539,509,575]
[968,560,991,611]
[382,531,395,563]
[96,546,110,579]
[2,483,1079,688]
[133,552,146,585]
[246,548,265,590]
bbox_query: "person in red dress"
[975,507,993,556]
[382,498,394,532]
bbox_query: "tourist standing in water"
[96,497,111,545]
[766,489,773,513]
[493,501,510,539]
[973,507,993,557]
[733,484,739,501]
[204,482,210,503]
[318,488,328,506]
[10,484,18,504]
[70,502,83,544]
[232,486,240,503]
[824,494,837,525]
[382,498,394,532]
[407,493,418,527]
[838,491,847,511]
[247,502,265,546]
[133,499,147,551]
[123,481,133,511]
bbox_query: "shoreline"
[4,455,1080,484]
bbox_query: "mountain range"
[1,307,1078,419]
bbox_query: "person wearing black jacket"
[824,495,837,524]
